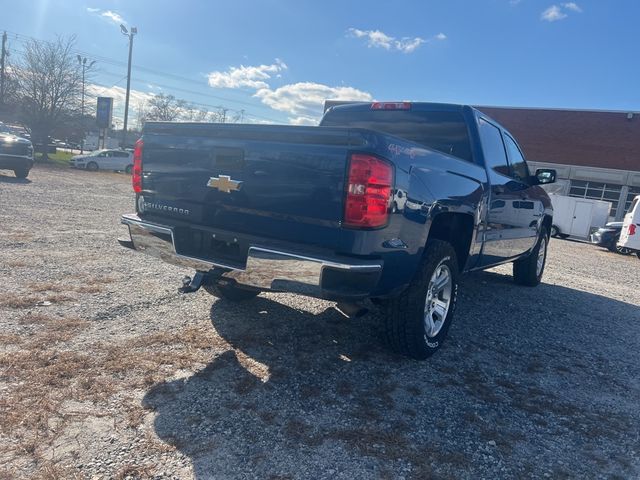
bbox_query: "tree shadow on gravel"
[143,272,640,480]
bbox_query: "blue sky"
[2,0,639,125]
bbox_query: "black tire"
[615,242,632,255]
[14,168,29,179]
[382,239,459,360]
[202,283,260,302]
[550,225,559,237]
[86,161,98,172]
[558,234,570,239]
[513,228,549,287]
[125,165,133,174]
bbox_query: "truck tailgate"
[138,123,372,256]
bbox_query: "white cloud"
[541,5,567,21]
[395,37,425,54]
[561,2,582,12]
[207,60,373,124]
[101,10,125,24]
[254,82,373,123]
[87,84,153,106]
[289,116,320,126]
[347,28,443,53]
[541,3,582,21]
[87,7,127,25]
[207,59,287,90]
[86,84,153,126]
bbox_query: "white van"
[618,195,640,259]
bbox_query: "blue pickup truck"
[119,102,556,359]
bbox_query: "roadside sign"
[96,97,113,129]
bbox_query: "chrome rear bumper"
[120,214,382,297]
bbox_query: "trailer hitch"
[178,269,227,294]
[178,272,206,294]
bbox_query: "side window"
[503,133,529,182]
[478,118,509,176]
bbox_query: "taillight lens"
[629,224,637,235]
[344,153,393,228]
[132,138,143,193]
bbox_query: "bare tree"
[135,100,148,130]
[145,93,182,122]
[12,35,85,160]
[137,93,217,125]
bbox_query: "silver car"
[70,149,133,173]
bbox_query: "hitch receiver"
[178,272,206,294]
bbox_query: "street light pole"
[120,25,137,149]
[77,56,95,154]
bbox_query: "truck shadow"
[142,272,640,479]
[0,171,31,184]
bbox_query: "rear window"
[320,109,472,162]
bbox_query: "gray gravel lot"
[1,166,639,479]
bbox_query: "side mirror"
[534,168,556,185]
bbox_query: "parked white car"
[618,195,640,259]
[70,149,133,173]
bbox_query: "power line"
[1,28,281,119]
[95,69,282,122]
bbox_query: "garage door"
[569,180,622,218]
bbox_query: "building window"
[623,186,640,215]
[568,180,622,217]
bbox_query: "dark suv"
[0,128,34,179]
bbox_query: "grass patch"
[35,151,73,167]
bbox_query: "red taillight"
[344,153,393,228]
[132,138,143,193]
[629,224,637,235]
[371,102,411,110]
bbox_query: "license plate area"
[173,227,248,268]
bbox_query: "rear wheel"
[513,229,548,286]
[203,283,260,302]
[615,241,632,255]
[86,161,98,172]
[382,239,459,360]
[558,233,570,239]
[14,168,29,179]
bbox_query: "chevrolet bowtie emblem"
[206,175,242,193]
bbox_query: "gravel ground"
[1,165,639,480]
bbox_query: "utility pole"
[77,56,95,154]
[120,25,137,149]
[0,31,7,108]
